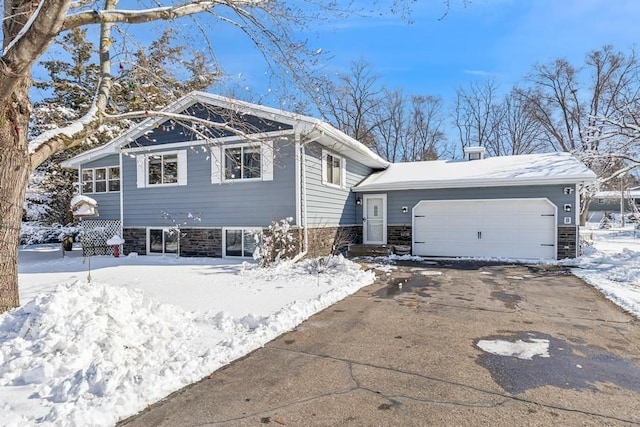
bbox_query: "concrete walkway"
[120,262,640,426]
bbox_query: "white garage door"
[413,199,557,260]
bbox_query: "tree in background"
[522,45,640,222]
[317,60,449,162]
[0,0,416,312]
[24,27,216,227]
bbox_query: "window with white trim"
[321,150,346,188]
[136,150,187,188]
[148,228,179,255]
[224,228,260,257]
[82,166,120,193]
[149,153,178,185]
[224,145,261,180]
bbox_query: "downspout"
[119,151,124,247]
[292,133,309,262]
[292,131,323,262]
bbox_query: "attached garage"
[353,150,597,260]
[413,199,557,260]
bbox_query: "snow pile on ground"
[3,252,375,425]
[476,338,550,360]
[568,228,640,318]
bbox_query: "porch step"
[347,244,392,258]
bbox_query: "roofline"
[61,91,389,169]
[353,176,597,192]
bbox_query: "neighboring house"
[587,190,640,223]
[62,92,596,260]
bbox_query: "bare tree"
[522,46,640,223]
[316,58,382,148]
[404,94,448,161]
[372,88,406,161]
[495,88,549,156]
[453,79,502,155]
[0,0,417,312]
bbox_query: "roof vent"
[463,146,486,161]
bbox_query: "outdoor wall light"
[401,206,408,213]
[355,197,362,206]
[564,204,572,212]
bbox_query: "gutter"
[353,176,598,192]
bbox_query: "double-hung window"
[82,166,120,193]
[224,146,261,180]
[322,150,346,188]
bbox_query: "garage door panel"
[413,199,557,260]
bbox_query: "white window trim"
[211,141,274,184]
[146,227,179,255]
[136,150,187,188]
[222,227,262,258]
[321,149,346,189]
[81,166,120,194]
[223,143,262,182]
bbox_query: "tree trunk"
[0,81,31,312]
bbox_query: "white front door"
[363,194,387,244]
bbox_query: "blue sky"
[209,0,640,109]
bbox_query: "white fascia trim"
[314,122,389,169]
[354,177,598,192]
[121,130,294,154]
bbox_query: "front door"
[363,194,387,244]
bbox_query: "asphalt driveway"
[120,261,640,426]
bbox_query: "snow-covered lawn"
[2,247,375,426]
[2,224,640,426]
[569,225,640,318]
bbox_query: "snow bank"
[3,255,375,425]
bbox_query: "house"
[62,92,596,260]
[587,190,640,223]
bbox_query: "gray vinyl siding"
[588,198,634,212]
[80,155,121,220]
[304,142,376,227]
[355,184,577,226]
[122,139,297,228]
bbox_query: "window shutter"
[177,150,188,186]
[321,150,327,185]
[211,146,222,184]
[341,157,347,188]
[136,155,146,188]
[262,141,274,181]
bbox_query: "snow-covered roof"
[61,92,389,169]
[594,190,640,199]
[353,152,596,191]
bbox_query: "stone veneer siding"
[123,225,367,259]
[381,225,579,259]
[306,226,362,258]
[387,225,412,247]
[180,228,223,257]
[557,225,578,259]
[123,228,147,255]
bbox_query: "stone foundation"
[387,225,412,247]
[180,228,223,257]
[306,226,362,258]
[123,228,146,255]
[557,226,578,259]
